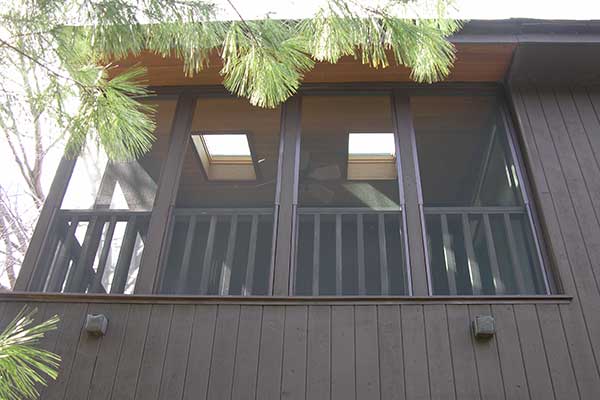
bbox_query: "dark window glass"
[293,95,409,296]
[412,95,548,295]
[159,98,280,295]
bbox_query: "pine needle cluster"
[0,0,461,160]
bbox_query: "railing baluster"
[244,215,259,295]
[378,214,390,295]
[199,215,217,295]
[440,214,458,295]
[312,214,320,296]
[111,215,138,294]
[503,213,528,293]
[461,213,482,295]
[483,214,504,295]
[90,216,117,293]
[335,214,342,295]
[47,216,79,292]
[65,217,104,292]
[177,216,197,294]
[357,214,366,295]
[220,214,238,295]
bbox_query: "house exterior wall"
[4,81,600,398]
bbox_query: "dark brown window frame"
[16,84,556,298]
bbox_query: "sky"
[213,0,600,20]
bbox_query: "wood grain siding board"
[64,303,105,400]
[134,304,173,400]
[377,305,405,400]
[44,303,88,400]
[158,305,195,400]
[489,304,528,400]
[331,305,356,400]
[231,306,262,400]
[516,86,600,395]
[354,306,381,400]
[540,89,600,294]
[513,304,555,400]
[306,305,331,400]
[511,87,600,398]
[87,304,130,400]
[424,305,455,400]
[281,306,308,400]
[468,304,505,400]
[401,305,430,400]
[536,304,580,400]
[256,306,285,400]
[110,304,152,400]
[207,305,241,400]
[182,305,218,400]
[446,305,481,400]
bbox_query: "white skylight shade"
[202,134,252,158]
[348,133,396,157]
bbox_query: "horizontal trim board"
[0,292,572,305]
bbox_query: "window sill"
[0,292,573,305]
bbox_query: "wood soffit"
[108,43,517,86]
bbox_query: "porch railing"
[293,207,409,296]
[32,209,150,294]
[159,208,275,295]
[423,206,547,295]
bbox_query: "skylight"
[348,133,396,158]
[200,134,252,162]
[192,133,257,180]
[347,133,397,180]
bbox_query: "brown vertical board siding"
[468,305,505,400]
[489,304,528,400]
[44,303,88,400]
[536,304,580,400]
[446,305,481,400]
[134,304,173,400]
[513,305,555,400]
[281,306,308,400]
[64,303,105,399]
[377,305,405,400]
[401,305,430,400]
[110,304,152,400]
[256,306,285,400]
[231,306,262,400]
[423,305,455,400]
[87,304,130,400]
[354,306,381,400]
[331,305,356,400]
[207,305,241,400]
[516,86,600,396]
[158,305,195,400]
[306,305,331,400]
[182,305,218,400]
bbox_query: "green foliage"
[0,307,60,400]
[0,0,462,161]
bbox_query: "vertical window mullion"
[272,95,302,296]
[392,90,430,296]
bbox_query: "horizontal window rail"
[423,206,547,295]
[34,210,150,294]
[294,207,408,296]
[160,208,275,295]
